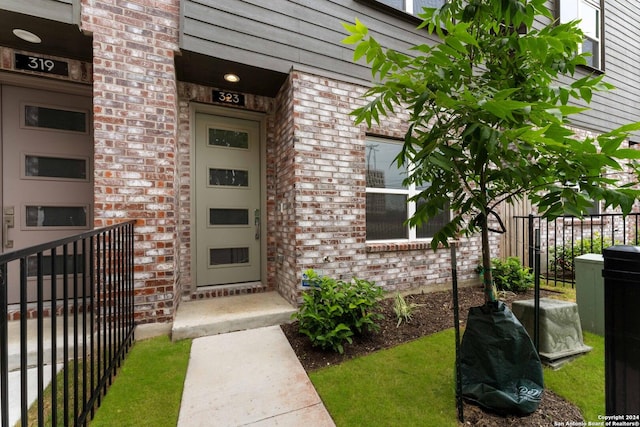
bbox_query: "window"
[365,138,449,241]
[377,0,446,16]
[559,0,603,69]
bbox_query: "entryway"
[194,112,262,287]
[0,84,93,303]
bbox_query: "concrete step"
[6,316,92,372]
[171,291,297,341]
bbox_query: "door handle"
[254,209,260,240]
[3,206,15,249]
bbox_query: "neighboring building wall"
[80,0,181,324]
[503,126,640,265]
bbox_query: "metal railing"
[0,220,136,427]
[511,213,640,286]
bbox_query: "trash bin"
[602,245,640,416]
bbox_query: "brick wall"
[270,76,297,303]
[278,70,484,302]
[81,0,181,324]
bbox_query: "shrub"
[550,233,621,278]
[491,257,534,293]
[393,293,422,327]
[292,269,384,354]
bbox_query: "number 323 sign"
[213,90,245,107]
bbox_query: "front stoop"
[171,291,297,341]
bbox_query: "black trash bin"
[602,245,640,416]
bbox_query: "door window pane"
[26,206,87,227]
[24,105,87,132]
[209,209,249,226]
[27,254,85,277]
[209,169,249,187]
[25,155,88,180]
[210,248,249,265]
[366,193,408,240]
[208,128,249,149]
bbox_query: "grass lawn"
[540,282,577,301]
[311,329,458,426]
[89,336,191,427]
[310,330,604,427]
[90,282,601,427]
[545,332,605,422]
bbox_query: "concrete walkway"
[177,325,335,427]
[3,292,334,426]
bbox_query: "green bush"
[491,257,534,293]
[550,233,620,277]
[292,269,384,354]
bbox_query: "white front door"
[195,113,261,286]
[1,85,93,302]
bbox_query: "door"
[195,114,261,286]
[1,85,93,302]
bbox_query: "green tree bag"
[460,302,544,415]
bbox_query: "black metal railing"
[511,213,640,286]
[0,220,136,427]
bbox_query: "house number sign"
[15,53,69,77]
[213,90,245,107]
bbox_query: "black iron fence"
[0,220,136,427]
[511,213,640,286]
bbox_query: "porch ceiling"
[175,50,288,98]
[0,10,288,98]
[0,10,92,61]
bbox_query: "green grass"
[311,329,604,426]
[88,313,603,426]
[540,281,577,302]
[310,329,458,427]
[89,336,191,427]
[544,332,605,422]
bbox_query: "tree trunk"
[481,224,497,303]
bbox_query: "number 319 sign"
[15,53,69,77]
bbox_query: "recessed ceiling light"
[224,73,240,83]
[12,29,42,44]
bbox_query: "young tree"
[343,0,640,303]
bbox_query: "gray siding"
[181,0,640,134]
[554,0,640,134]
[3,0,76,24]
[180,0,440,85]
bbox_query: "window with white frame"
[559,0,603,69]
[365,138,449,241]
[376,0,446,16]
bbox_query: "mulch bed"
[281,285,584,426]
